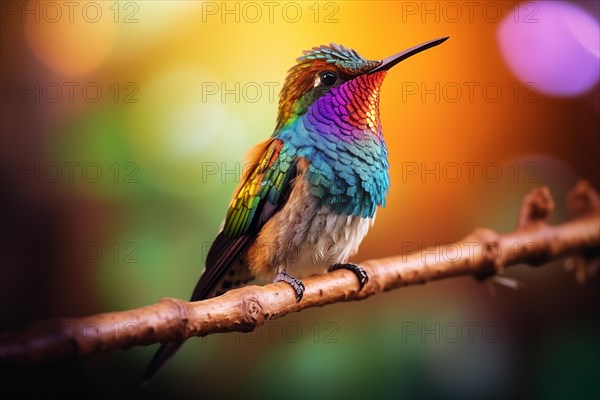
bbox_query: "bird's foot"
[274,270,305,302]
[328,263,369,290]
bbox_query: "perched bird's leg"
[274,270,305,302]
[329,263,369,290]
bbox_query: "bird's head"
[275,37,449,134]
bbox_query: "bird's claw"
[329,263,369,290]
[274,270,305,302]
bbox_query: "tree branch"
[1,181,599,365]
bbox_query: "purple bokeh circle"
[497,1,599,97]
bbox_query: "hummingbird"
[143,36,448,381]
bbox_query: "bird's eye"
[319,71,338,86]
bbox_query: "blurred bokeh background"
[1,0,599,398]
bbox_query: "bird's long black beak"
[369,36,449,73]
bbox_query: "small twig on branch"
[1,181,599,365]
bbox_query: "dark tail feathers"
[142,341,184,384]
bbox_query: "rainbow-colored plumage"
[277,70,390,219]
[144,37,448,381]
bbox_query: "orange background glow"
[1,1,599,398]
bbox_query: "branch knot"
[240,292,266,330]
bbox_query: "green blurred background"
[1,1,599,398]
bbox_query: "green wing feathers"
[223,139,296,238]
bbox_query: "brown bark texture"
[1,181,598,365]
